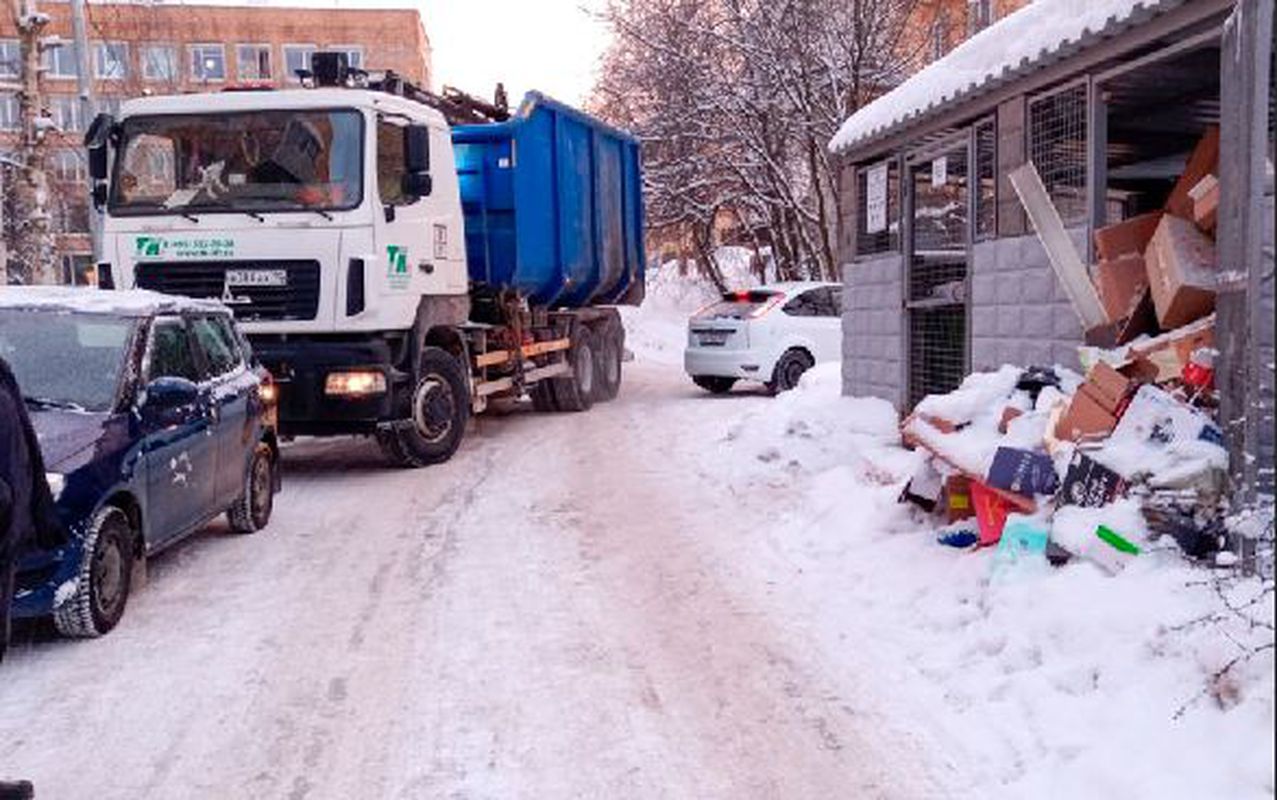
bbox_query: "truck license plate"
[226,269,287,287]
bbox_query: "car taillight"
[746,295,784,319]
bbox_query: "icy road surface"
[0,361,946,799]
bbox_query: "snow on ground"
[698,364,1276,799]
[0,262,1269,798]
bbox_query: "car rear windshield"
[693,290,780,320]
[0,311,135,412]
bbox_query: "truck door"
[188,315,253,508]
[141,317,219,544]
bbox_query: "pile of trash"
[904,125,1240,574]
[899,350,1230,573]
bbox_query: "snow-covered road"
[0,360,946,799]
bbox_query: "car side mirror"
[141,377,199,420]
[401,171,433,200]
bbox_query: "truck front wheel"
[377,347,470,468]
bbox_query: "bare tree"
[593,0,918,283]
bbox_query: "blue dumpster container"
[452,92,645,307]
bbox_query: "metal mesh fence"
[975,120,996,239]
[1029,82,1089,227]
[907,147,969,409]
[908,306,967,408]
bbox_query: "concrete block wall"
[842,253,905,407]
[970,232,1086,374]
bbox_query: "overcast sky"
[416,0,612,105]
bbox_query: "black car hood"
[29,408,116,472]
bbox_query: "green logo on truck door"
[387,245,410,290]
[136,236,162,257]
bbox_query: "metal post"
[70,0,100,263]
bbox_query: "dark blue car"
[1,288,279,637]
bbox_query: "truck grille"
[134,261,321,322]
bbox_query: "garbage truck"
[84,53,645,467]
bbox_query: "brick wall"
[842,253,905,407]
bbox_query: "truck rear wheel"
[550,325,597,412]
[529,380,558,412]
[593,319,623,402]
[377,347,470,467]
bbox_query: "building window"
[42,42,80,79]
[283,44,316,82]
[190,44,226,82]
[51,196,90,235]
[968,0,993,34]
[236,44,272,81]
[142,45,179,83]
[50,149,88,183]
[856,159,900,256]
[94,95,122,117]
[930,13,950,61]
[329,46,363,70]
[94,41,128,80]
[1029,82,1089,228]
[62,253,96,286]
[0,40,20,78]
[0,93,18,131]
[49,95,86,133]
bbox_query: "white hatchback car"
[684,281,842,394]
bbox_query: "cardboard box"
[1060,452,1128,507]
[987,447,1060,497]
[1188,174,1219,234]
[1145,215,1217,329]
[1094,254,1150,323]
[1094,211,1163,261]
[1085,361,1134,413]
[1054,384,1119,443]
[1130,315,1216,381]
[998,406,1024,434]
[1165,126,1219,220]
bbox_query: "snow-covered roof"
[830,0,1184,157]
[0,286,228,317]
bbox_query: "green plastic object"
[1096,525,1140,555]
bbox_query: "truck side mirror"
[402,172,433,200]
[404,125,430,173]
[91,182,108,209]
[84,113,114,181]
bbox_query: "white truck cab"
[86,54,639,468]
[99,86,469,335]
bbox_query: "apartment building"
[1,2,432,282]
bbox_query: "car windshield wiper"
[187,200,266,222]
[24,396,86,412]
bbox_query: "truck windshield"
[109,109,364,215]
[0,311,135,412]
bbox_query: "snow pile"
[830,0,1166,153]
[712,371,1275,798]
[619,246,769,365]
[0,286,226,316]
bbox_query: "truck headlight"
[46,472,66,502]
[325,370,387,398]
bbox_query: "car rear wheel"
[378,347,470,468]
[228,443,275,533]
[54,505,134,638]
[767,348,814,394]
[693,375,737,395]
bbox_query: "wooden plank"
[996,97,1027,237]
[1008,162,1108,329]
[473,338,571,369]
